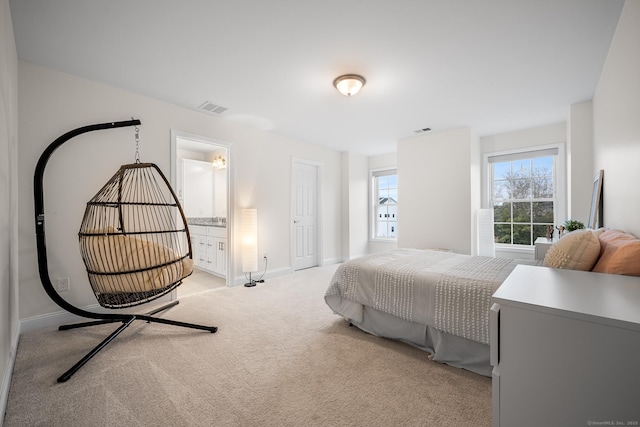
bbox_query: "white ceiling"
[10,0,624,156]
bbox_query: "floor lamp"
[242,208,258,287]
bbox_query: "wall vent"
[198,101,228,115]
[414,127,432,134]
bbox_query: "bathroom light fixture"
[212,155,226,169]
[333,74,366,96]
[241,208,258,287]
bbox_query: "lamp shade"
[241,208,258,273]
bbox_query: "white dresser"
[533,236,554,260]
[490,265,640,427]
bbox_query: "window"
[371,169,397,240]
[488,146,564,246]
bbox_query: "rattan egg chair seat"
[79,162,193,308]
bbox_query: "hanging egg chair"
[34,119,217,383]
[79,162,193,308]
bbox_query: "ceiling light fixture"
[333,74,366,97]
[212,155,226,169]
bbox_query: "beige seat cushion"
[82,226,193,293]
[543,229,601,271]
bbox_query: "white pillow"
[543,229,601,271]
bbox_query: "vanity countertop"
[187,217,226,228]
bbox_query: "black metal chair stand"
[34,119,217,383]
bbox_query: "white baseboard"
[232,266,293,286]
[18,291,182,333]
[3,295,174,423]
[21,262,339,330]
[1,324,19,427]
[18,303,115,333]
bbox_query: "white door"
[292,161,319,270]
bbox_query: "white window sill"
[495,244,534,252]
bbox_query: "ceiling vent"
[198,101,228,115]
[414,127,432,134]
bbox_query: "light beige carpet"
[4,264,491,426]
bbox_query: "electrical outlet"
[56,277,70,292]
[263,251,268,259]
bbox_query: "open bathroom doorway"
[170,130,234,296]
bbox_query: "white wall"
[341,152,368,259]
[397,128,480,254]
[567,101,594,223]
[469,130,481,255]
[17,61,343,321]
[0,0,19,416]
[593,0,640,237]
[213,167,227,218]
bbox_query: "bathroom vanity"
[189,219,227,277]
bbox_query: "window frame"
[370,168,398,242]
[483,143,566,249]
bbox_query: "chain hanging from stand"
[133,118,141,164]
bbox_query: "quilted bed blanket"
[325,249,537,345]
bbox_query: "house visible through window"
[372,169,397,240]
[488,147,563,246]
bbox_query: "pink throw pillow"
[591,229,640,276]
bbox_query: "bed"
[325,228,640,376]
[325,248,540,376]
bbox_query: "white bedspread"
[326,249,538,345]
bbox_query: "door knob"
[293,220,300,223]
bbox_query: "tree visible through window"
[372,170,397,239]
[491,155,555,246]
